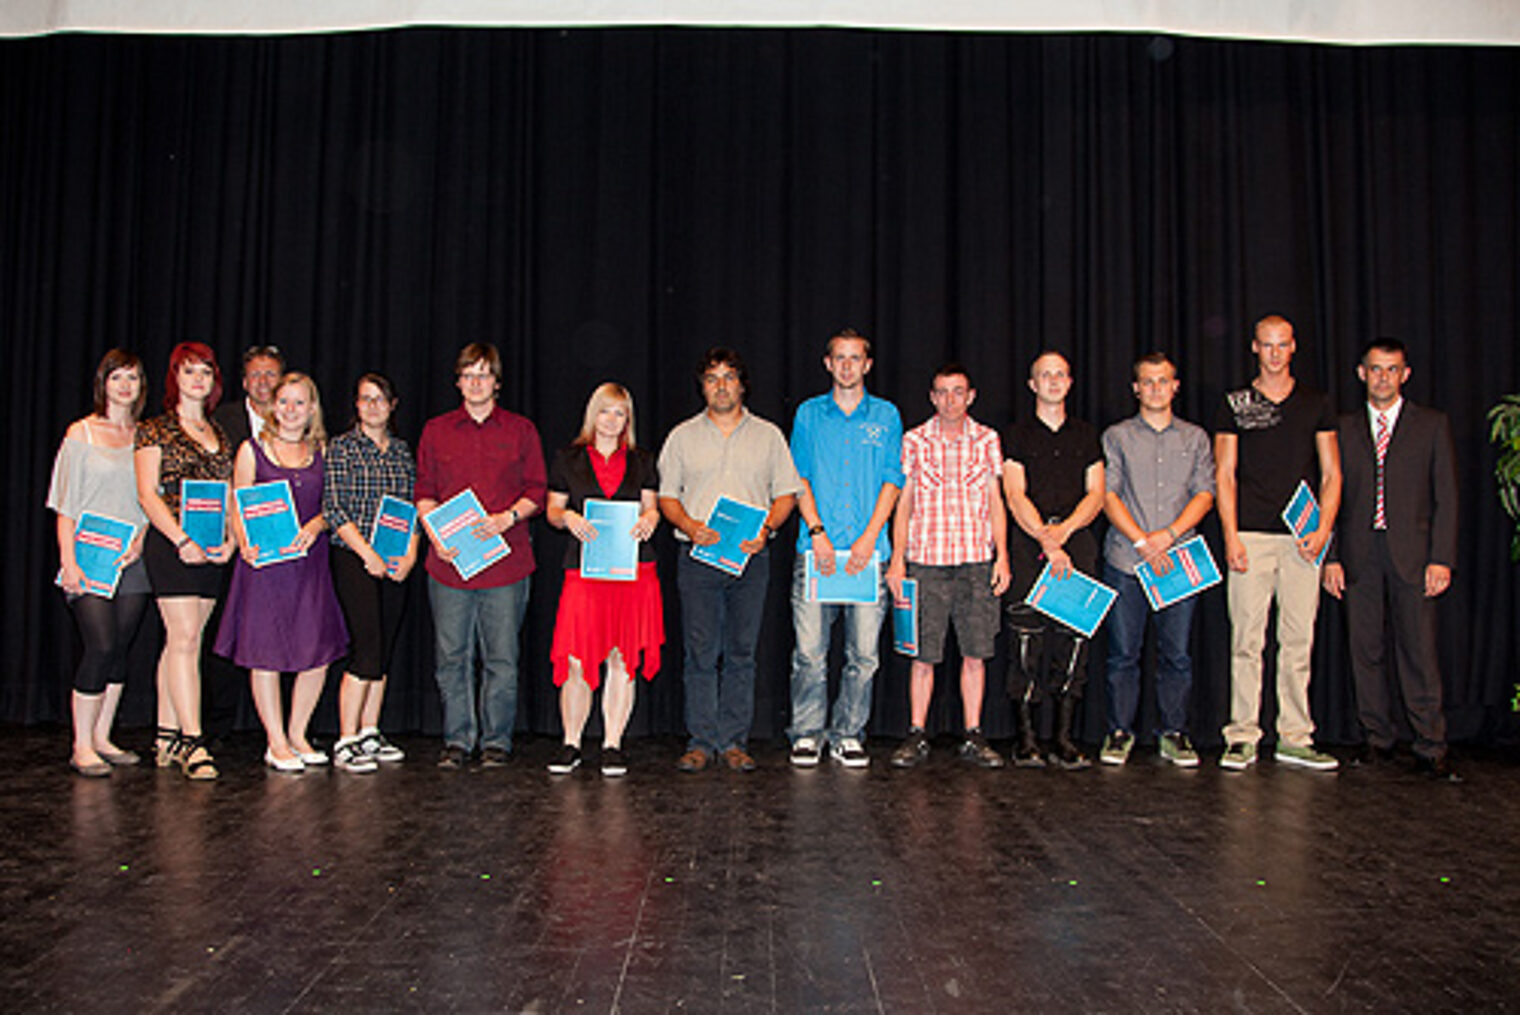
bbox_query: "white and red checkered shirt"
[902,415,1002,565]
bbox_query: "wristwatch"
[808,523,826,537]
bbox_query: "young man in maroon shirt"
[415,342,547,769]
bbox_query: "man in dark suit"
[1323,339,1459,780]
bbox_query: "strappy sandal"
[156,726,181,768]
[176,734,219,781]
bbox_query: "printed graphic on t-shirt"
[1226,388,1282,431]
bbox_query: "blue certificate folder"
[368,495,417,575]
[1136,535,1222,611]
[1024,563,1118,640]
[1282,479,1329,565]
[805,551,880,604]
[690,495,767,576]
[892,578,919,656]
[62,512,137,598]
[234,480,304,568]
[179,479,227,551]
[422,488,510,581]
[580,499,639,581]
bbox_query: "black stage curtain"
[4,28,1517,746]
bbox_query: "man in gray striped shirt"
[1098,353,1215,767]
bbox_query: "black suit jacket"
[1332,401,1458,586]
[213,398,253,456]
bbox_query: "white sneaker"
[831,737,870,768]
[790,736,822,767]
[358,728,405,763]
[333,738,378,773]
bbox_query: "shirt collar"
[1367,398,1404,431]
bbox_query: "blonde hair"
[258,371,328,451]
[573,382,637,449]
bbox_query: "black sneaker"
[480,746,512,768]
[437,745,469,770]
[547,744,582,775]
[890,730,929,769]
[601,747,629,777]
[958,732,1006,769]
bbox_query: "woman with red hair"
[134,342,234,779]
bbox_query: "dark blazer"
[213,398,254,456]
[1332,401,1458,586]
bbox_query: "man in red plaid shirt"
[886,363,1011,768]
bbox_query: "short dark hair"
[825,327,873,358]
[1132,351,1175,380]
[92,348,147,419]
[456,342,502,379]
[932,361,974,390]
[1360,337,1408,364]
[695,347,749,398]
[242,345,285,373]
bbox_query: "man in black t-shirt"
[1002,352,1106,769]
[1214,315,1342,771]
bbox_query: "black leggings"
[67,592,150,694]
[331,547,408,679]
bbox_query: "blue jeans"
[677,548,770,754]
[787,557,887,745]
[428,576,530,753]
[1103,562,1196,736]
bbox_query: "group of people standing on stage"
[51,343,416,779]
[48,313,1462,783]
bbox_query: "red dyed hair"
[162,341,223,412]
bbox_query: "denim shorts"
[908,560,1000,664]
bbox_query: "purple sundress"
[215,441,349,671]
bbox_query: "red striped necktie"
[1373,411,1389,530]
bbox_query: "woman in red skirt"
[545,383,664,776]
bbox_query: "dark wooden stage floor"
[3,727,1516,1014]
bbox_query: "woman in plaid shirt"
[322,373,419,773]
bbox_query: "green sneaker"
[1159,732,1200,767]
[1099,731,1134,766]
[1219,742,1257,770]
[1275,743,1339,771]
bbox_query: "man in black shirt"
[1002,352,1106,768]
[1214,315,1341,771]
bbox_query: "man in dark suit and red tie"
[1323,338,1460,781]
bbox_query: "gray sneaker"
[890,730,929,769]
[1275,743,1339,771]
[958,732,1006,769]
[790,736,822,768]
[1100,731,1134,766]
[1159,732,1200,767]
[1219,742,1257,770]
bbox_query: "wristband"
[176,535,192,549]
[1165,525,1179,540]
[1133,537,1148,549]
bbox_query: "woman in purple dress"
[216,372,348,771]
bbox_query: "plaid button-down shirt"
[902,415,1002,566]
[323,427,416,551]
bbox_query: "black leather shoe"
[1414,754,1463,783]
[1350,743,1395,767]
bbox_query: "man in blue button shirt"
[787,328,904,767]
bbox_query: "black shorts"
[143,527,225,599]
